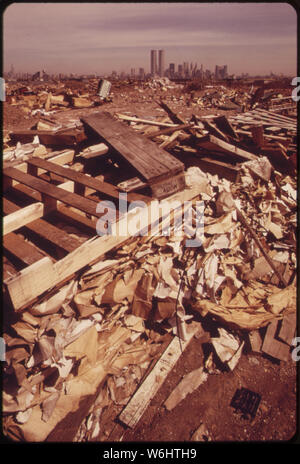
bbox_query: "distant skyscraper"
[150,50,158,76]
[169,63,175,77]
[139,68,145,79]
[158,50,165,77]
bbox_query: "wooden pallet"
[3,154,151,312]
[81,112,185,198]
[2,150,201,313]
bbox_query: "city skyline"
[3,3,297,76]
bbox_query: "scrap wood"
[116,113,179,128]
[234,204,288,287]
[261,320,291,362]
[119,321,201,428]
[164,366,208,411]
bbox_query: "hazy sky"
[3,2,297,76]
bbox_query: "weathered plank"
[4,232,47,267]
[4,167,105,220]
[9,128,87,146]
[119,322,200,428]
[81,112,184,184]
[261,320,291,362]
[197,135,257,162]
[3,202,45,236]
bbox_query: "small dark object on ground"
[230,388,261,419]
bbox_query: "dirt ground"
[2,82,298,444]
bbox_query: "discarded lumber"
[3,202,44,236]
[158,100,197,137]
[197,134,257,162]
[235,206,288,287]
[202,119,229,142]
[214,115,239,141]
[26,157,150,204]
[3,198,83,254]
[147,123,192,139]
[116,114,179,128]
[119,322,200,428]
[261,320,291,362]
[4,183,203,311]
[4,167,108,220]
[4,232,48,267]
[10,129,87,147]
[81,112,185,198]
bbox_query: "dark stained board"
[81,112,184,184]
[4,167,107,220]
[3,198,82,254]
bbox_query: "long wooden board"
[197,134,257,162]
[4,167,106,220]
[119,322,200,428]
[81,112,184,184]
[4,232,47,267]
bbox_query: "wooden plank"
[278,313,296,345]
[202,119,229,142]
[11,150,75,174]
[3,202,44,236]
[214,115,239,141]
[119,322,200,428]
[197,135,257,162]
[4,184,203,311]
[116,113,179,128]
[3,167,106,220]
[4,232,47,267]
[147,124,193,139]
[8,182,98,233]
[26,157,150,204]
[5,257,57,311]
[9,128,87,146]
[81,112,184,184]
[3,198,83,254]
[261,320,290,362]
[193,157,239,182]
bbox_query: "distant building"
[139,68,145,79]
[215,65,228,79]
[158,50,165,77]
[150,50,158,76]
[169,63,175,78]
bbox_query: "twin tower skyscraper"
[150,50,165,77]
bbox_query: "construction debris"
[2,76,297,442]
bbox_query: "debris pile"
[3,161,296,441]
[2,77,297,442]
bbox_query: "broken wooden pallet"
[81,112,185,199]
[3,179,203,312]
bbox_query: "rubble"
[2,76,297,442]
